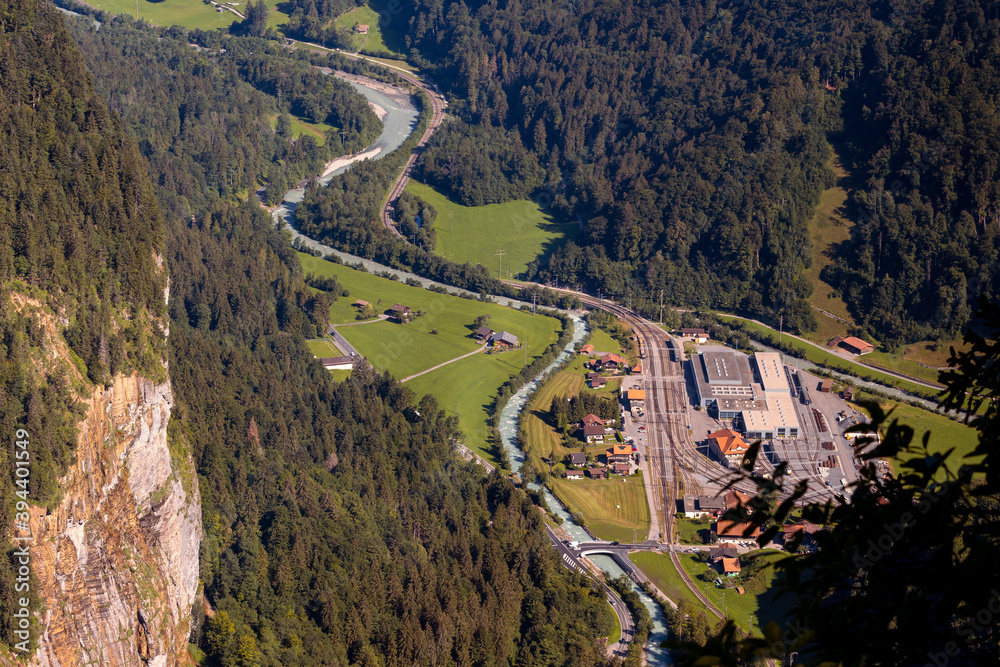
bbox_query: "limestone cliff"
[7,298,201,667]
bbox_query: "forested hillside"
[381,0,1000,345]
[0,0,166,510]
[62,14,614,665]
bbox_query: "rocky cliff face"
[24,372,201,667]
[7,290,202,667]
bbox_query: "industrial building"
[689,350,801,439]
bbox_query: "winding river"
[275,75,672,663]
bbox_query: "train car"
[801,388,812,405]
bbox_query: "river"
[273,73,672,664]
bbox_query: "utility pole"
[450,211,454,233]
[532,293,537,315]
[339,129,349,145]
[598,289,603,309]
[659,290,664,326]
[494,249,506,280]
[779,314,784,345]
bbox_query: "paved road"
[545,527,635,658]
[328,325,360,358]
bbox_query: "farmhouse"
[490,331,519,348]
[568,452,587,467]
[582,424,605,443]
[475,326,494,341]
[840,336,874,355]
[714,519,761,539]
[588,467,607,479]
[389,304,410,322]
[708,429,749,468]
[607,444,632,463]
[599,353,627,370]
[320,356,353,371]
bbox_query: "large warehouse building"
[690,350,800,439]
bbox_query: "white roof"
[755,353,789,393]
[742,393,800,433]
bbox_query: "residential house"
[709,429,750,468]
[680,328,709,343]
[320,356,353,370]
[389,304,410,322]
[599,353,627,370]
[681,495,699,517]
[631,363,642,374]
[724,489,752,512]
[490,331,519,348]
[583,424,605,443]
[611,463,631,476]
[475,326,494,341]
[696,496,727,517]
[588,467,607,479]
[721,557,742,576]
[607,444,631,463]
[714,519,761,539]
[568,452,587,467]
[565,470,585,480]
[708,545,739,562]
[587,373,607,388]
[625,389,645,409]
[582,413,603,428]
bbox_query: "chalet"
[580,344,595,354]
[588,467,607,480]
[583,424,605,443]
[599,353,627,369]
[582,413,603,427]
[565,470,585,480]
[714,519,761,539]
[587,373,607,388]
[475,326,494,341]
[840,336,874,355]
[490,331,519,348]
[389,304,410,322]
[320,356,353,371]
[696,496,727,516]
[607,444,632,463]
[708,545,739,562]
[625,389,646,409]
[611,463,631,476]
[355,23,369,33]
[569,452,587,467]
[709,429,750,468]
[721,557,742,576]
[680,328,709,342]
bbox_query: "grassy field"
[266,2,294,29]
[334,5,400,55]
[298,253,562,461]
[606,601,622,645]
[269,113,333,146]
[853,400,981,475]
[678,551,794,635]
[675,517,713,545]
[804,146,855,323]
[306,338,346,357]
[628,552,704,609]
[86,0,239,29]
[548,476,650,543]
[406,181,578,280]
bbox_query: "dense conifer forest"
[297,0,998,346]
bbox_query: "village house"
[587,372,607,388]
[490,331,519,348]
[840,336,875,355]
[611,463,631,476]
[680,327,709,342]
[625,389,645,410]
[588,467,607,479]
[721,557,742,576]
[599,353,627,370]
[696,495,727,517]
[565,470,585,480]
[355,23,369,33]
[583,424,605,443]
[709,429,750,468]
[714,519,761,539]
[568,452,587,467]
[708,544,739,562]
[475,326,494,342]
[580,344,595,354]
[582,413,603,428]
[607,444,632,463]
[388,304,410,322]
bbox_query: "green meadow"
[86,0,239,30]
[406,181,578,281]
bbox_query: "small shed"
[355,23,369,34]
